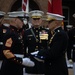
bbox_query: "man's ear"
[15,18,16,21]
[55,20,61,26]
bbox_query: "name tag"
[40,34,48,40]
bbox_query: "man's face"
[47,20,56,30]
[47,20,61,31]
[31,18,42,27]
[15,18,23,29]
[10,18,23,29]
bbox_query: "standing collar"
[53,26,62,32]
[10,25,19,32]
[32,26,43,30]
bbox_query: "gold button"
[20,62,22,64]
[40,40,42,43]
[39,27,40,29]
[14,58,16,60]
[35,49,38,51]
[36,39,38,42]
[21,42,23,43]
[36,46,38,48]
[17,60,18,62]
[36,35,38,37]
[36,30,38,32]
[29,38,31,40]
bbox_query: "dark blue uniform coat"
[38,27,69,75]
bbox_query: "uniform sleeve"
[2,33,23,65]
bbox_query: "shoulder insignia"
[5,38,13,47]
[3,50,15,59]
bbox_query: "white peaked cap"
[0,11,5,15]
[46,12,65,21]
[29,10,44,18]
[7,11,29,18]
[66,25,73,28]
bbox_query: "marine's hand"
[31,51,44,62]
[34,56,44,62]
[22,58,35,67]
[31,51,39,55]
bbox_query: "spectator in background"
[66,25,73,68]
[67,14,75,75]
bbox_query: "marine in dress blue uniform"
[0,11,6,60]
[66,25,73,68]
[31,13,69,75]
[23,10,51,75]
[67,27,75,75]
[68,13,75,75]
[0,11,8,74]
[1,11,34,75]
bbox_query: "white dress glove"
[34,56,44,62]
[31,51,39,55]
[22,58,35,67]
[31,51,44,62]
